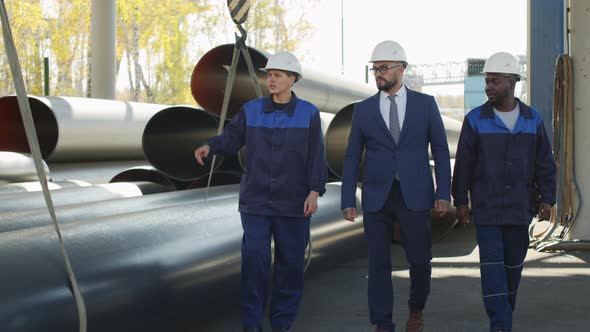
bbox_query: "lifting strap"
[0,1,87,331]
[205,8,262,200]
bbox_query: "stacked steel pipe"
[0,183,363,332]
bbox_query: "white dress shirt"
[379,85,408,132]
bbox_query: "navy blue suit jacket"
[341,88,451,212]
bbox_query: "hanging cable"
[0,1,87,331]
[533,54,586,251]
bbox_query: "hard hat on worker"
[482,52,520,80]
[370,40,407,63]
[261,51,302,81]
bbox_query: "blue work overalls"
[452,99,556,332]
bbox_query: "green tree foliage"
[1,0,318,104]
[116,0,211,104]
[0,0,47,96]
[46,0,90,96]
[245,0,317,54]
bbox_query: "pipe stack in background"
[0,96,180,185]
[0,96,166,161]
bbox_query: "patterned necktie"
[388,94,400,144]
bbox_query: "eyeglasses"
[370,64,402,74]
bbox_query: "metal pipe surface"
[190,44,374,118]
[142,106,222,181]
[0,184,240,233]
[0,183,364,332]
[0,96,167,161]
[324,102,357,178]
[48,160,148,185]
[0,180,91,195]
[0,181,173,213]
[0,151,50,184]
[324,102,462,178]
[187,170,242,189]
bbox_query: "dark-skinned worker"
[194,51,327,332]
[451,52,556,332]
[340,40,451,332]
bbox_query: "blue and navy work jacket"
[451,99,556,225]
[208,93,327,217]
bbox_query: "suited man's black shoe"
[272,329,289,332]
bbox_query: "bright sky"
[299,0,527,82]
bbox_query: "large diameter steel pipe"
[108,166,187,190]
[0,184,240,233]
[190,44,374,118]
[0,183,364,332]
[142,106,221,181]
[0,151,50,184]
[324,102,462,178]
[0,181,173,213]
[187,170,242,189]
[0,96,167,161]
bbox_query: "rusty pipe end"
[190,44,269,119]
[0,96,58,159]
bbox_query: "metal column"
[568,0,590,240]
[528,0,564,142]
[90,0,116,99]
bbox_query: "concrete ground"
[197,224,590,332]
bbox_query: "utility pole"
[340,0,344,76]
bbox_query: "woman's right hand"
[194,145,210,166]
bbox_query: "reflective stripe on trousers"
[476,224,529,332]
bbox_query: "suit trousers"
[363,180,432,331]
[475,224,529,332]
[240,213,310,331]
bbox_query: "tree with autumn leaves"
[0,0,318,104]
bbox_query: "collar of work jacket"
[479,98,534,120]
[262,91,298,116]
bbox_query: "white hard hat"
[261,51,302,79]
[370,40,407,63]
[482,52,520,77]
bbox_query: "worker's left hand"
[304,191,319,217]
[537,202,552,221]
[434,199,450,218]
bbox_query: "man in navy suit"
[341,40,451,332]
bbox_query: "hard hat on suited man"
[370,40,407,63]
